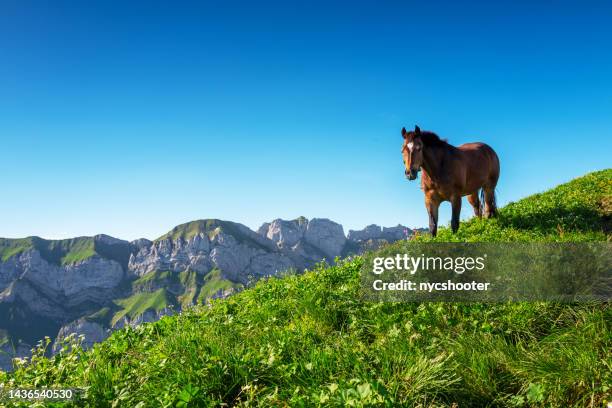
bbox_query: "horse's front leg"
[450,195,462,233]
[425,193,440,237]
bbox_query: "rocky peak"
[257,217,347,261]
[128,232,212,276]
[303,218,346,260]
[128,219,283,279]
[347,224,383,242]
[130,238,152,250]
[259,218,308,249]
[94,234,128,246]
[348,224,411,243]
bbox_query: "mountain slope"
[156,219,271,250]
[0,235,132,267]
[0,218,412,372]
[3,169,610,407]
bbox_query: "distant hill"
[2,169,610,406]
[0,234,133,267]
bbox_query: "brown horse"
[401,125,500,236]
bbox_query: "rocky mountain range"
[0,217,418,371]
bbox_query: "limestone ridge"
[0,218,414,370]
[348,224,407,242]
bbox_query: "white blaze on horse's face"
[402,139,419,180]
[402,137,423,181]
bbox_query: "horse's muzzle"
[406,169,419,180]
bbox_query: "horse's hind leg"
[483,186,497,218]
[467,190,482,218]
[450,195,462,233]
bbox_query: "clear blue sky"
[1,1,611,240]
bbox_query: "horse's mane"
[417,131,450,148]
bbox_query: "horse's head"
[401,125,424,180]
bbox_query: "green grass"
[111,268,241,327]
[53,239,97,265]
[131,270,173,292]
[196,268,242,304]
[415,169,611,242]
[84,308,113,327]
[0,236,102,265]
[2,170,611,407]
[177,270,200,308]
[111,289,175,327]
[129,269,241,310]
[0,234,134,267]
[0,238,35,262]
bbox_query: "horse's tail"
[490,189,498,216]
[480,187,498,217]
[479,188,485,216]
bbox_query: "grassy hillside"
[416,169,610,242]
[0,238,35,262]
[0,235,132,267]
[111,289,175,327]
[1,170,610,407]
[77,269,242,329]
[196,268,242,303]
[0,237,97,265]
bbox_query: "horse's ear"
[414,125,421,133]
[401,127,407,138]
